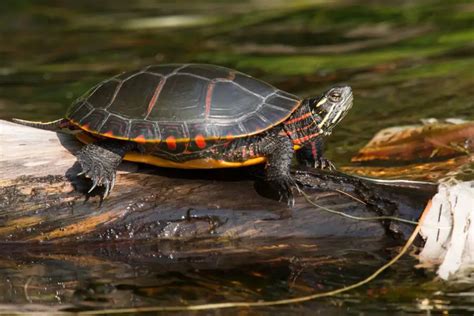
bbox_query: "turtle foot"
[268,176,296,207]
[77,143,122,198]
[314,157,336,171]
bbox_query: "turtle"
[13,63,353,205]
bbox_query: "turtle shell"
[66,64,301,143]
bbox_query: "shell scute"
[87,80,120,108]
[146,64,184,76]
[177,64,230,80]
[265,93,300,112]
[129,120,159,140]
[81,109,108,132]
[233,73,276,98]
[208,81,261,120]
[69,102,94,124]
[147,74,208,122]
[107,73,163,119]
[99,114,130,138]
[69,64,301,143]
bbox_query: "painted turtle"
[14,64,353,205]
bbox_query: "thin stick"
[333,188,367,205]
[300,189,419,225]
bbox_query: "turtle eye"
[329,91,342,102]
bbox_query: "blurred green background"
[1,0,473,165]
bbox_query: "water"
[0,0,473,314]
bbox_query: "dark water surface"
[1,0,474,314]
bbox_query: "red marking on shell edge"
[134,135,147,143]
[81,123,90,130]
[103,130,114,137]
[195,134,207,149]
[166,136,177,151]
[226,133,234,140]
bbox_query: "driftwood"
[0,119,435,245]
[352,121,474,163]
[0,119,439,310]
[344,120,474,181]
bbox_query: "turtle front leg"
[77,140,136,197]
[296,137,335,170]
[258,133,296,207]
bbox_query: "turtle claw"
[87,177,103,193]
[269,176,295,207]
[88,178,99,193]
[315,157,336,171]
[110,174,116,192]
[77,143,121,199]
[103,180,111,198]
[82,169,116,197]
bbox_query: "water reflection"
[0,237,411,313]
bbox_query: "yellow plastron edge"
[75,132,267,169]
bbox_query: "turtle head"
[308,85,353,135]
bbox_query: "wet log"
[0,119,439,312]
[0,119,435,246]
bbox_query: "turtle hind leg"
[12,118,71,131]
[77,140,137,198]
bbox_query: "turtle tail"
[12,118,71,131]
